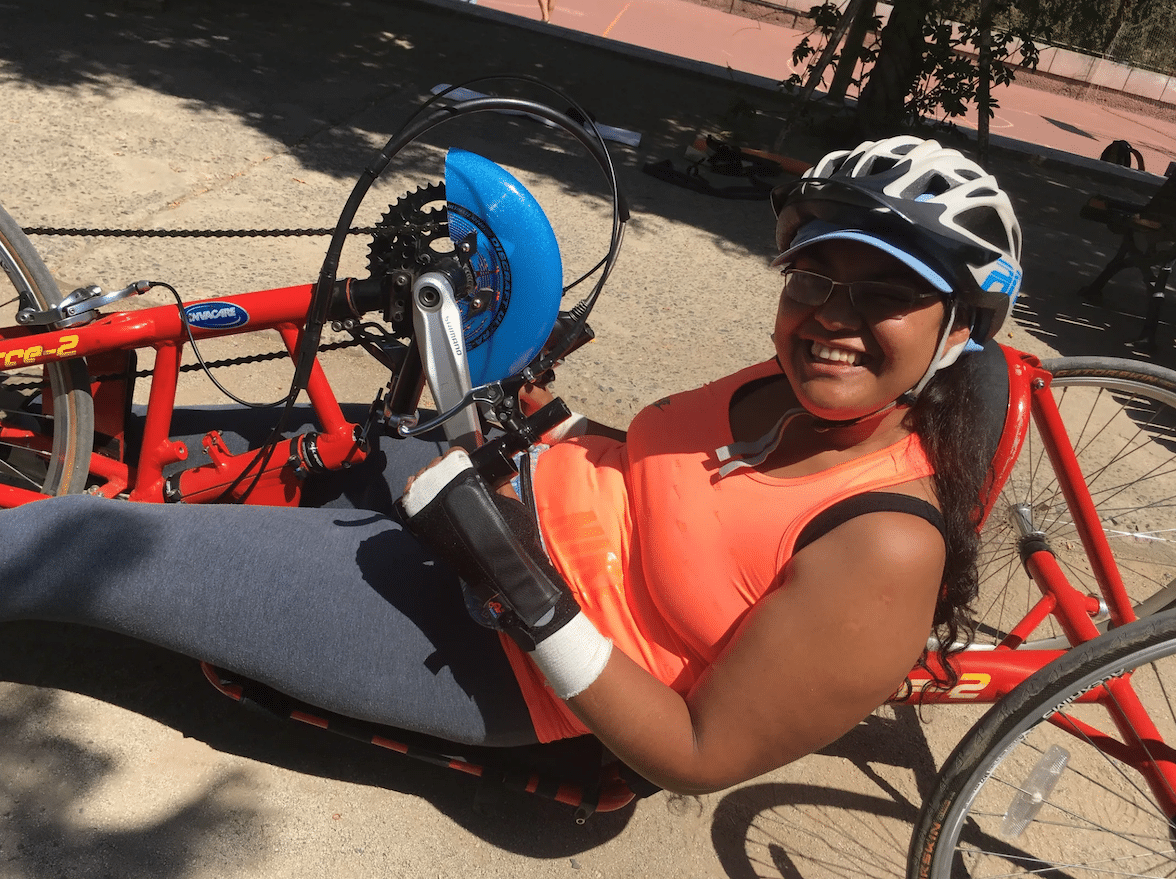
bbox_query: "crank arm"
[410,268,482,451]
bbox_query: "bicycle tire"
[909,607,1176,878]
[967,356,1176,650]
[0,203,92,496]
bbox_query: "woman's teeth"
[811,341,861,366]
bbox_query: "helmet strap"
[905,299,960,401]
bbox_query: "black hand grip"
[469,397,572,484]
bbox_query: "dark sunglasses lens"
[781,270,831,306]
[854,283,933,318]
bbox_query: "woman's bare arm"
[560,510,945,794]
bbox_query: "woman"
[1,136,1022,795]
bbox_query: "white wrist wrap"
[529,612,613,700]
[543,411,588,444]
[399,449,472,517]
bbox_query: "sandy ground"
[1,1,1173,878]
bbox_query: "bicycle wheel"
[969,357,1176,649]
[909,608,1176,879]
[0,204,92,496]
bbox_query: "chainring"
[366,181,512,355]
[367,182,450,284]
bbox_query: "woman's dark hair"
[903,349,990,690]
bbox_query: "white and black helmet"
[772,136,1022,345]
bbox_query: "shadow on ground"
[709,708,944,879]
[1,684,264,879]
[2,0,1174,874]
[0,619,636,861]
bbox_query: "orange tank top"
[500,359,935,742]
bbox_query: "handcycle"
[3,80,1176,873]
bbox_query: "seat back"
[972,343,1029,530]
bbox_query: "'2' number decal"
[1,334,80,367]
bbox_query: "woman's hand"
[518,381,557,416]
[398,447,607,684]
[404,449,519,500]
[402,447,464,496]
[519,382,627,442]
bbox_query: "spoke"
[0,450,44,489]
[957,845,1176,878]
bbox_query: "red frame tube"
[1031,376,1137,627]
[0,284,367,506]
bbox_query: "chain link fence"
[997,0,1176,76]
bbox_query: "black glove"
[396,450,580,651]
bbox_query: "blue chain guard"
[444,149,563,387]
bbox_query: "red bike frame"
[901,345,1176,818]
[0,283,368,508]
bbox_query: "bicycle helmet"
[771,136,1022,357]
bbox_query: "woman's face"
[773,240,969,421]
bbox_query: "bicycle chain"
[1,337,370,392]
[22,227,380,238]
[10,211,430,388]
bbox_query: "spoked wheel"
[0,204,92,498]
[909,608,1176,878]
[968,357,1176,650]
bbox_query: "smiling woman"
[407,135,1025,793]
[771,242,964,422]
[2,135,1025,800]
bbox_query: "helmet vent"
[867,157,899,175]
[921,174,952,197]
[955,207,1009,253]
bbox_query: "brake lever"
[388,378,517,439]
[469,397,572,485]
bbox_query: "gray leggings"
[1,421,537,747]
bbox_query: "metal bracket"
[411,268,482,451]
[16,281,150,329]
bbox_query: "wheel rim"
[0,217,90,496]
[929,628,1176,878]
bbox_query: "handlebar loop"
[221,76,627,504]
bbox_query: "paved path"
[476,0,1176,178]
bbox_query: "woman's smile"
[807,339,867,368]
[773,240,962,421]
[809,336,865,364]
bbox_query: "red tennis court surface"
[476,0,1175,177]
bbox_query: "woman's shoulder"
[627,359,782,451]
[636,359,782,420]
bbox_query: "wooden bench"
[1079,172,1176,351]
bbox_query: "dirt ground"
[1,0,1173,878]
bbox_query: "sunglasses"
[779,268,943,322]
